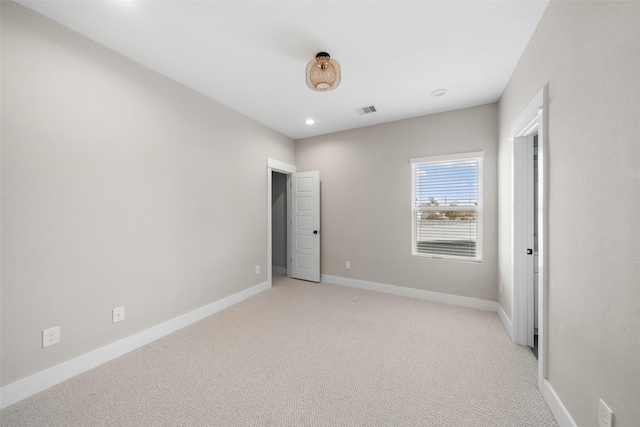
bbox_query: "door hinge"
[527,249,533,255]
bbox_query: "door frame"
[511,86,548,385]
[267,158,296,288]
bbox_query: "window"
[411,152,483,262]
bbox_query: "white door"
[290,171,320,282]
[514,134,536,348]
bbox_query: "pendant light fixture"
[305,52,341,92]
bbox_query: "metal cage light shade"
[305,52,341,91]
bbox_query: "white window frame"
[410,151,484,263]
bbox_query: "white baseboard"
[0,280,270,410]
[497,304,514,340]
[272,266,287,276]
[541,379,578,427]
[321,274,498,312]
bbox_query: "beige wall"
[296,104,499,302]
[498,1,640,425]
[1,2,295,386]
[5,1,639,423]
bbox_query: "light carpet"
[1,276,557,426]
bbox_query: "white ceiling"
[18,0,549,140]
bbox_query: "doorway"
[267,159,322,286]
[271,171,288,277]
[516,134,540,357]
[267,158,296,288]
[511,86,548,387]
[532,135,540,358]
[514,133,536,348]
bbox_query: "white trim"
[0,281,270,410]
[541,379,578,427]
[267,157,296,174]
[321,275,498,312]
[497,304,514,340]
[536,97,549,383]
[511,91,544,138]
[266,158,295,289]
[410,150,485,165]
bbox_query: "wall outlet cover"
[113,306,125,323]
[599,399,613,427]
[42,326,60,348]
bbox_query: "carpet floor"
[1,276,558,426]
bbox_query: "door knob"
[313,230,318,234]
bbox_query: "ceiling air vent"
[355,105,377,115]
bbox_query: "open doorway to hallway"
[532,134,540,359]
[511,85,548,386]
[272,171,288,277]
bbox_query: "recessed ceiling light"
[430,89,448,98]
[305,119,315,125]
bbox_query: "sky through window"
[415,161,478,207]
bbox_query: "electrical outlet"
[255,265,260,275]
[113,306,125,323]
[599,399,613,427]
[42,326,60,348]
[346,261,351,270]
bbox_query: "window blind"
[410,152,483,262]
